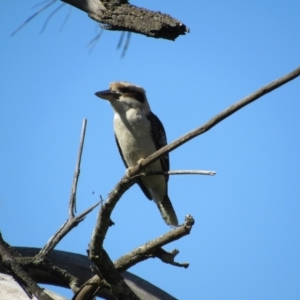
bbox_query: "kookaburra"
[95,81,178,226]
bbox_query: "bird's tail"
[157,195,179,226]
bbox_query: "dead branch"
[90,248,141,299]
[114,215,194,273]
[72,275,111,300]
[62,0,189,40]
[69,118,87,217]
[134,65,300,174]
[38,119,100,259]
[9,248,176,299]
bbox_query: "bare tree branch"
[62,0,189,40]
[69,119,87,217]
[114,215,194,273]
[90,248,141,299]
[135,65,300,174]
[37,119,100,258]
[142,170,216,176]
[9,248,176,299]
[38,200,100,259]
[72,275,111,300]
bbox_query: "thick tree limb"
[72,275,111,300]
[9,248,176,300]
[90,248,141,299]
[62,0,189,40]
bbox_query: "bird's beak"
[95,90,119,101]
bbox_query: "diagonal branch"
[135,65,300,173]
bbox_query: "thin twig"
[11,0,57,36]
[142,170,216,176]
[59,5,72,32]
[40,3,65,34]
[37,119,100,258]
[38,200,100,258]
[69,119,87,218]
[121,32,131,58]
[87,28,104,54]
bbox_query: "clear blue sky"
[1,1,300,299]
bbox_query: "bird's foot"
[126,159,145,177]
[126,167,135,177]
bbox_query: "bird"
[95,81,178,226]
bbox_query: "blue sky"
[1,1,300,299]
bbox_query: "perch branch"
[133,65,300,174]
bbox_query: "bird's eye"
[119,87,129,93]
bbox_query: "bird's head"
[95,81,151,113]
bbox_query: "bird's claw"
[126,159,145,177]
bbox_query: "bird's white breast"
[114,108,160,169]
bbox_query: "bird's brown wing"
[146,113,170,182]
